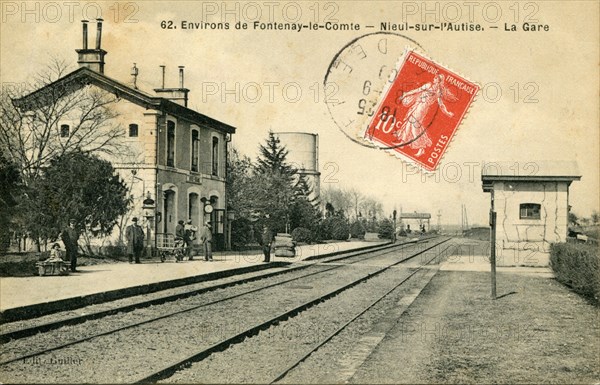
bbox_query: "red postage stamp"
[364,51,479,171]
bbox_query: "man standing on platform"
[125,217,145,264]
[184,219,197,260]
[259,225,274,262]
[61,219,80,272]
[199,221,213,261]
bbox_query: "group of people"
[48,217,215,273]
[38,219,79,272]
[51,216,284,273]
[127,217,214,262]
[174,219,213,261]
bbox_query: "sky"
[1,0,598,226]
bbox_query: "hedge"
[291,227,313,244]
[350,221,366,239]
[319,217,350,241]
[550,242,600,306]
[378,218,395,239]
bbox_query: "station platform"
[0,240,386,322]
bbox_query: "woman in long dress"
[393,74,454,157]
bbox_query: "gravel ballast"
[0,243,434,383]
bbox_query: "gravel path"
[350,270,600,384]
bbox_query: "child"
[47,243,64,262]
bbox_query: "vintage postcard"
[0,1,598,384]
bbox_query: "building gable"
[13,67,235,135]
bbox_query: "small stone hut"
[481,161,581,266]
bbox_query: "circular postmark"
[324,32,480,171]
[323,32,425,151]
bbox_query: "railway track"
[0,237,451,384]
[269,248,445,384]
[0,237,431,343]
[153,237,452,384]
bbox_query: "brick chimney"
[154,65,190,107]
[76,19,107,73]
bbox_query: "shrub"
[291,227,313,244]
[319,216,349,241]
[378,218,395,239]
[100,245,126,258]
[0,259,38,277]
[550,242,600,306]
[350,221,366,239]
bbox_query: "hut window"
[520,203,541,219]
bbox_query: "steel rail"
[0,239,419,343]
[269,240,453,383]
[132,237,450,384]
[0,239,439,366]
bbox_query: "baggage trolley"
[156,233,186,262]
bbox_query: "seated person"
[46,243,64,262]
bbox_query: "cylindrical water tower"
[273,132,320,201]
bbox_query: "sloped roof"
[13,67,236,134]
[400,212,431,219]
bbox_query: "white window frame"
[519,203,541,220]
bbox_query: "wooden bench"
[36,261,69,276]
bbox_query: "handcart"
[156,233,186,262]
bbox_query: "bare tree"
[320,185,384,223]
[0,58,129,184]
[0,58,138,252]
[320,186,348,218]
[348,188,364,219]
[360,197,384,220]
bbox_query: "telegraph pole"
[392,210,397,243]
[490,190,497,299]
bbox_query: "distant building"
[482,161,581,266]
[14,20,235,251]
[399,212,431,232]
[273,132,320,201]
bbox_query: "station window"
[166,121,175,167]
[60,124,70,138]
[520,203,541,220]
[129,123,139,137]
[212,137,219,176]
[191,130,199,172]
